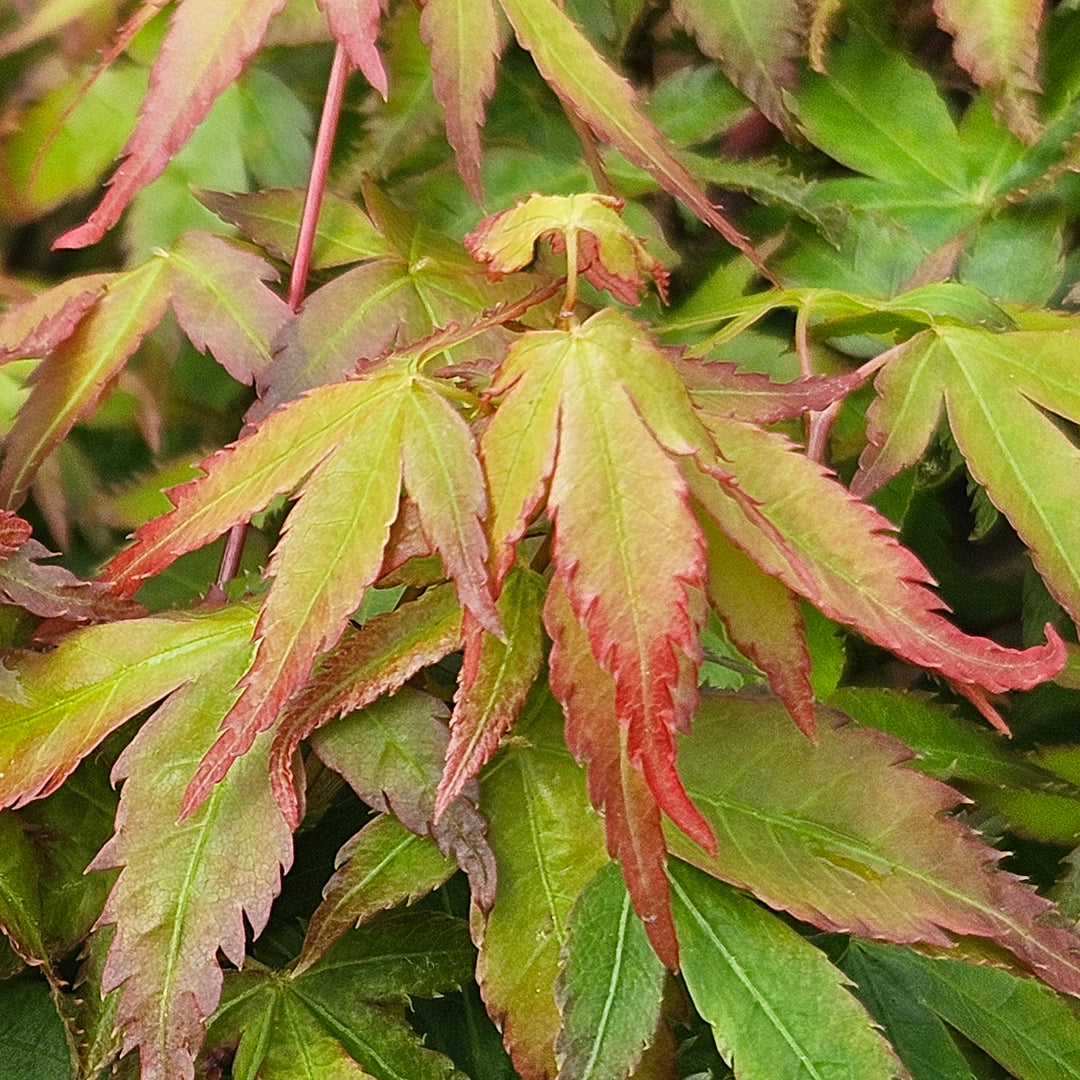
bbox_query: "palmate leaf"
[852,323,1080,632]
[465,193,669,305]
[88,613,291,1080]
[101,364,498,819]
[0,602,258,810]
[669,860,904,1080]
[205,911,473,1080]
[669,694,1080,998]
[483,308,713,853]
[474,688,609,1080]
[420,0,501,202]
[54,0,289,250]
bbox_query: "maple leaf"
[88,623,291,1080]
[852,323,1080,634]
[0,273,115,362]
[55,0,289,250]
[671,694,1080,998]
[482,307,714,852]
[102,363,497,817]
[420,0,502,203]
[465,192,669,305]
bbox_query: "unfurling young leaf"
[465,192,669,304]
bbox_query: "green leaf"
[0,257,170,509]
[88,610,292,1080]
[474,689,609,1080]
[0,602,258,810]
[843,941,1080,1080]
[556,861,666,1080]
[208,910,473,1080]
[853,323,1080,627]
[297,813,457,973]
[0,811,48,967]
[834,940,975,1080]
[670,693,1080,997]
[789,27,968,193]
[670,859,903,1080]
[194,186,392,268]
[0,976,72,1080]
[828,686,1075,792]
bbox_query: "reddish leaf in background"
[0,510,31,556]
[420,0,502,203]
[318,0,389,97]
[546,578,679,969]
[54,0,288,250]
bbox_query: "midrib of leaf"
[157,774,228,1055]
[520,753,570,959]
[4,258,166,504]
[688,787,1075,968]
[284,996,321,1077]
[820,78,965,192]
[0,617,248,738]
[368,711,437,803]
[670,873,826,1080]
[945,342,1080,603]
[347,831,425,897]
[576,887,633,1080]
[167,247,274,368]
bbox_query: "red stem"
[214,44,352,595]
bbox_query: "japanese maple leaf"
[102,355,499,818]
[851,324,1080,632]
[482,307,715,852]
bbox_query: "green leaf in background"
[556,861,666,1080]
[474,688,609,1080]
[670,859,903,1080]
[841,940,1080,1080]
[0,811,48,967]
[297,812,457,973]
[0,975,72,1080]
[206,910,474,1080]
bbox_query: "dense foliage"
[3,1,1080,1078]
